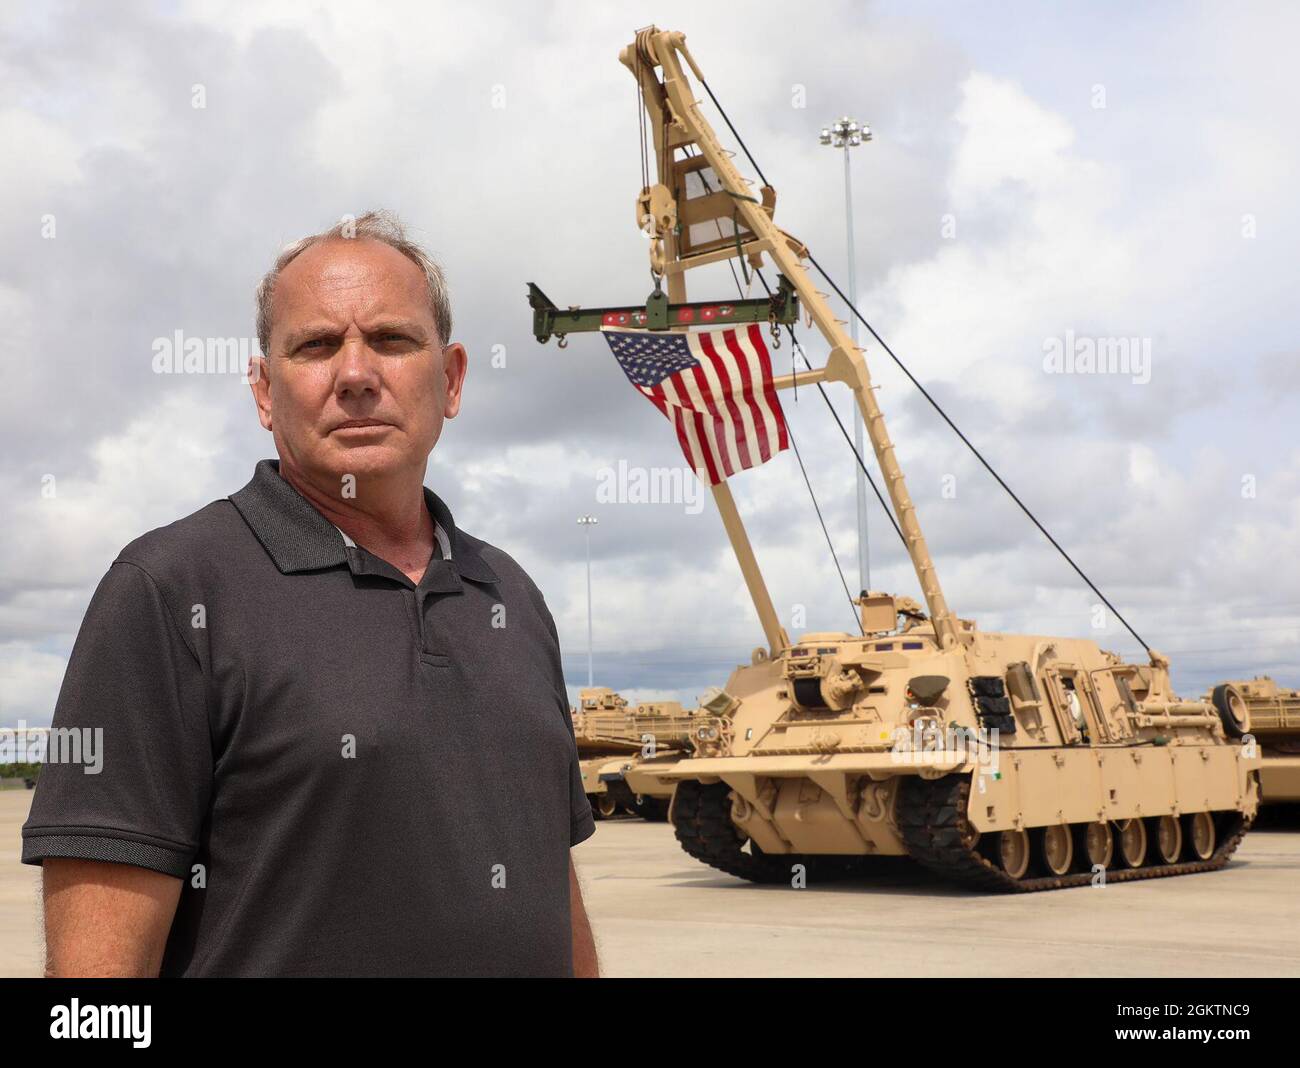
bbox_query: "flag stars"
[606,331,700,388]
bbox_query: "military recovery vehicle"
[572,687,700,819]
[1204,678,1300,803]
[532,25,1260,890]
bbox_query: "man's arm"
[41,859,182,977]
[21,560,212,976]
[569,856,599,978]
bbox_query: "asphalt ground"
[4,789,1297,977]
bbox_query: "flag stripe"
[720,327,771,464]
[748,323,789,452]
[661,372,728,482]
[695,330,756,472]
[683,345,740,475]
[683,359,739,477]
[652,381,720,486]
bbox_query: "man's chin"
[320,440,415,480]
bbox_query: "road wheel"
[1075,821,1113,870]
[1210,683,1250,738]
[1184,811,1216,861]
[594,795,618,819]
[998,829,1032,879]
[1116,819,1147,868]
[1040,824,1074,876]
[1154,815,1183,864]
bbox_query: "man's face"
[250,237,465,487]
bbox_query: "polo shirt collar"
[230,459,497,584]
[334,523,450,560]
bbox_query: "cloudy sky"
[2,0,1297,725]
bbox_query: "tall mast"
[623,30,790,658]
[620,27,959,651]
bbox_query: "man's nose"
[334,336,382,397]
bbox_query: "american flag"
[603,324,789,486]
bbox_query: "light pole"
[820,116,873,593]
[577,515,598,686]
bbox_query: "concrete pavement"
[4,788,1297,977]
[573,810,1300,977]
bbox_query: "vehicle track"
[896,773,1251,892]
[672,775,1252,891]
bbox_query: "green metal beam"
[527,275,799,345]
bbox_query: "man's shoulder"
[457,529,548,601]
[114,497,252,587]
[457,529,564,655]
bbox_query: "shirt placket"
[413,561,463,663]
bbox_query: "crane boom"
[620,26,960,650]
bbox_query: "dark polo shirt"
[22,459,595,976]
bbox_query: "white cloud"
[2,2,1296,716]
[0,391,234,720]
[0,644,67,728]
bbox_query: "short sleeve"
[566,718,596,848]
[21,560,213,879]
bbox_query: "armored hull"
[663,609,1260,890]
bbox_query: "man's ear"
[442,342,468,420]
[249,355,273,431]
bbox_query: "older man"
[22,211,598,977]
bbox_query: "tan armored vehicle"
[1204,678,1300,803]
[531,25,1261,889]
[573,687,700,819]
[615,699,706,819]
[572,687,636,819]
[622,747,683,818]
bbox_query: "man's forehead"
[277,238,430,311]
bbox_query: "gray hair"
[255,210,452,356]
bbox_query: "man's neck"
[278,458,436,583]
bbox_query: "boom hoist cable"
[679,144,914,553]
[686,155,909,561]
[807,255,1151,654]
[688,69,1152,656]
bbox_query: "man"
[22,211,599,977]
